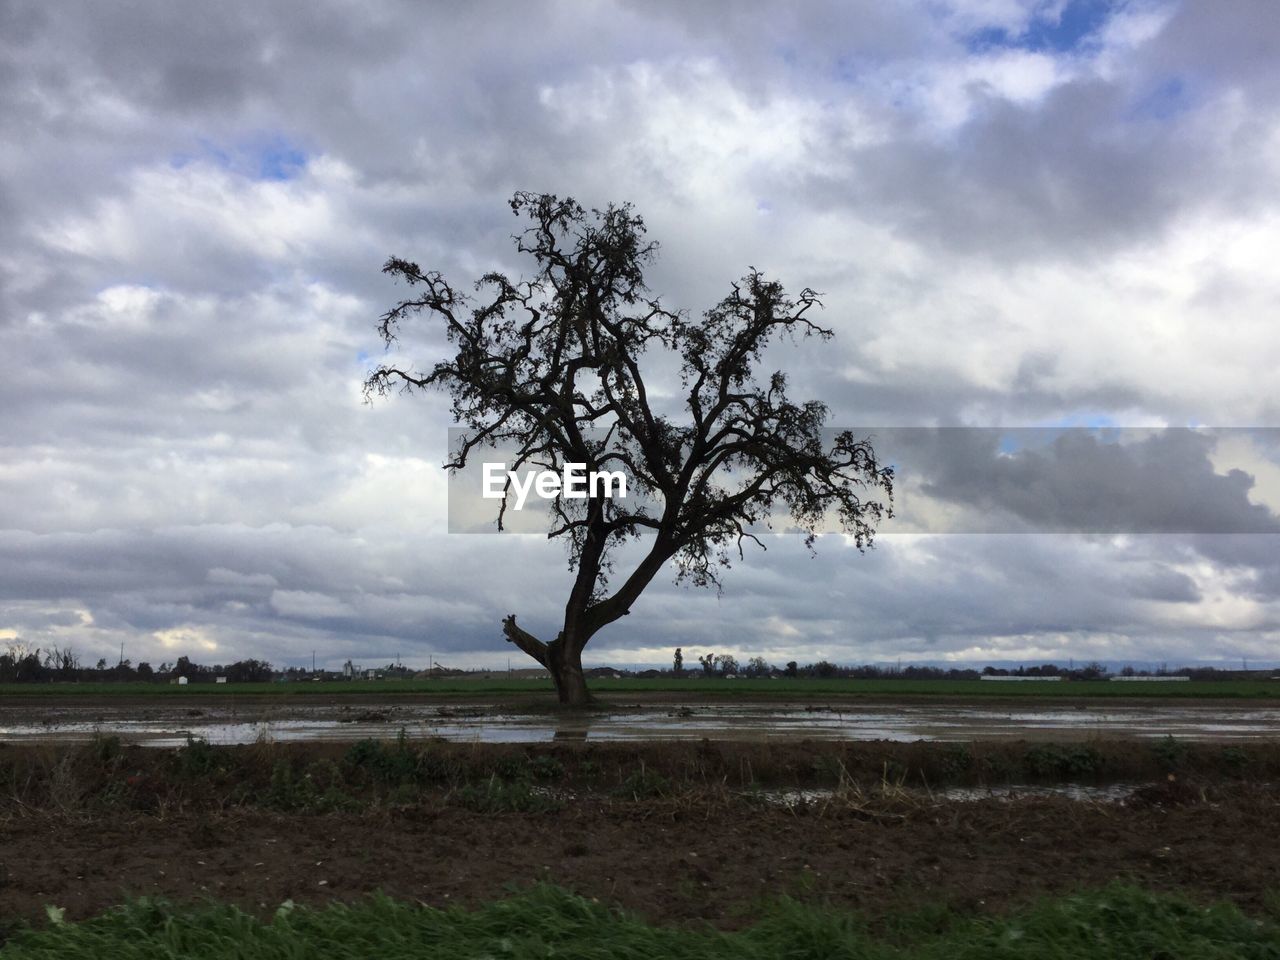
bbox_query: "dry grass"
[0,734,1274,819]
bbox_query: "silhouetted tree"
[225,659,274,683]
[714,653,740,675]
[1076,661,1107,681]
[673,648,683,674]
[811,660,838,679]
[5,643,47,683]
[47,645,79,680]
[365,193,892,705]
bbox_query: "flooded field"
[3,697,1279,746]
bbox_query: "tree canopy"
[365,192,893,705]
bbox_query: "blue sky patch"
[255,140,308,181]
[1036,412,1120,429]
[169,135,309,181]
[967,0,1117,54]
[1129,77,1192,121]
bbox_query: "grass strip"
[4,678,1280,698]
[4,883,1278,959]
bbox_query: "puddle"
[2,701,1279,746]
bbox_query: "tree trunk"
[501,614,593,707]
[548,636,592,707]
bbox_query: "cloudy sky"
[3,0,1280,672]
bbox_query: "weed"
[976,750,1016,782]
[46,756,85,811]
[453,775,561,813]
[266,759,307,810]
[809,754,844,783]
[304,758,344,789]
[342,736,418,786]
[1152,735,1189,772]
[527,754,565,781]
[92,778,129,812]
[880,758,909,784]
[266,759,357,813]
[937,744,973,780]
[493,754,530,782]
[385,783,421,806]
[1024,743,1103,779]
[343,738,382,769]
[174,735,221,777]
[613,763,669,800]
[85,732,123,764]
[1221,745,1250,773]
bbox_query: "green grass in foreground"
[5,884,1279,959]
[4,677,1280,698]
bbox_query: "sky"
[3,0,1280,672]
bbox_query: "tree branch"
[501,615,549,667]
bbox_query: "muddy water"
[2,699,1279,746]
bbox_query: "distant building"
[472,668,550,680]
[979,675,1062,682]
[1110,676,1189,682]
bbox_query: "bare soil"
[2,782,1278,934]
[1,724,1277,935]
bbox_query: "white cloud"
[2,0,1279,670]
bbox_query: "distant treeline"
[655,651,1264,682]
[0,645,273,684]
[0,642,1266,684]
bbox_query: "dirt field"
[1,732,1278,934]
[2,784,1277,934]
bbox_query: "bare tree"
[714,653,741,676]
[365,192,892,706]
[47,644,79,680]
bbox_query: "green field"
[4,884,1278,959]
[2,676,1280,699]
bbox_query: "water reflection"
[1,701,1278,746]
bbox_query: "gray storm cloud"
[2,0,1279,670]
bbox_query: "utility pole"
[312,650,316,674]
